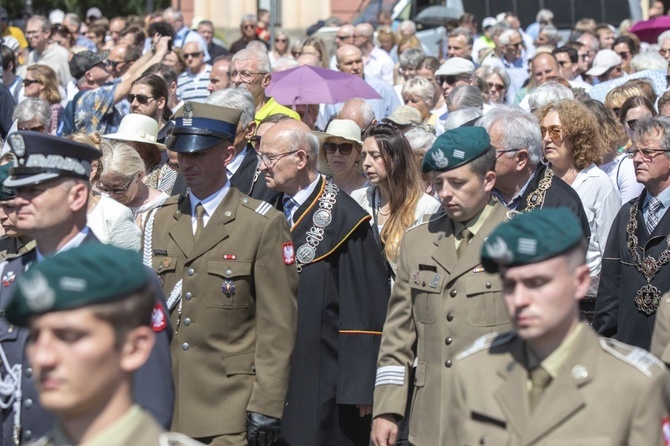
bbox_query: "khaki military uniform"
[30,405,164,446]
[651,291,670,363]
[373,200,512,445]
[447,324,670,445]
[144,188,298,439]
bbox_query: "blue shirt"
[643,185,670,225]
[74,84,122,135]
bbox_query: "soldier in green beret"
[372,126,512,446]
[6,244,164,445]
[445,208,670,445]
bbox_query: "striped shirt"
[177,65,212,103]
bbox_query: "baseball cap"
[69,50,109,80]
[585,49,622,77]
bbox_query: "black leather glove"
[247,411,281,446]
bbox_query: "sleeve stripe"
[375,365,405,387]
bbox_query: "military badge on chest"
[222,280,236,298]
[2,271,15,287]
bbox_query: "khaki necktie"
[194,203,206,242]
[528,366,552,412]
[456,228,473,259]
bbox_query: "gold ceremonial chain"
[627,198,670,315]
[524,168,553,211]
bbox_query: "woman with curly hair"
[536,99,621,313]
[351,124,440,280]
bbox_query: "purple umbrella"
[630,16,670,44]
[266,65,382,106]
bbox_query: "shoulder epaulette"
[251,200,273,217]
[599,338,665,377]
[457,331,515,360]
[408,209,448,232]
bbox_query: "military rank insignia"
[222,280,236,298]
[283,242,295,265]
[151,303,167,333]
[2,271,16,287]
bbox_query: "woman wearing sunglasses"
[23,64,62,135]
[475,65,510,105]
[351,124,440,280]
[269,30,291,67]
[536,99,621,318]
[98,141,168,229]
[316,119,368,195]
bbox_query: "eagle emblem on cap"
[20,271,56,312]
[485,236,514,264]
[9,134,25,157]
[431,150,449,169]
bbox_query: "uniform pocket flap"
[208,260,252,278]
[414,361,426,387]
[223,351,256,376]
[466,275,501,296]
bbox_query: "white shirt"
[285,176,320,225]
[227,147,247,179]
[571,163,622,278]
[600,153,643,204]
[363,46,395,86]
[189,184,230,233]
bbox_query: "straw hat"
[314,119,364,176]
[103,114,166,150]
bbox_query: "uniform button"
[24,430,32,440]
[445,360,452,367]
[182,343,190,351]
[485,282,491,289]
[158,265,163,272]
[7,326,13,333]
[187,268,195,276]
[183,318,191,326]
[438,234,443,240]
[447,313,454,321]
[450,290,457,297]
[185,292,192,300]
[251,365,256,373]
[24,398,33,409]
[445,337,453,345]
[25,367,32,377]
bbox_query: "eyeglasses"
[97,174,138,195]
[625,148,670,159]
[507,41,523,48]
[275,38,288,43]
[487,82,505,91]
[257,150,299,167]
[436,75,470,85]
[127,94,155,105]
[22,79,41,87]
[579,53,590,60]
[335,35,353,40]
[231,70,267,81]
[540,125,563,140]
[557,60,570,67]
[25,30,42,36]
[625,119,638,130]
[184,52,203,59]
[244,24,256,29]
[495,149,519,158]
[106,60,127,69]
[324,142,355,155]
[617,51,631,59]
[661,48,670,56]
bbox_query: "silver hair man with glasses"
[258,119,389,446]
[594,116,670,351]
[230,48,299,124]
[477,105,590,234]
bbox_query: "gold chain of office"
[627,197,670,315]
[524,168,553,211]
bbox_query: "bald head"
[336,24,355,48]
[531,52,561,85]
[337,98,376,131]
[354,23,374,51]
[336,44,364,77]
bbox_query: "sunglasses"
[335,35,353,40]
[22,79,41,87]
[275,38,287,43]
[106,60,126,69]
[323,142,355,155]
[18,124,45,132]
[617,51,631,59]
[625,119,638,130]
[97,173,138,195]
[487,82,505,91]
[244,24,256,29]
[127,94,155,105]
[184,52,203,59]
[436,75,469,85]
[540,125,563,140]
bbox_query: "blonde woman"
[23,64,62,134]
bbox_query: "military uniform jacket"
[0,232,175,445]
[593,190,670,350]
[515,163,591,239]
[447,324,670,445]
[373,200,512,446]
[145,187,298,438]
[650,291,670,363]
[278,177,390,446]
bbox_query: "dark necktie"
[283,197,297,222]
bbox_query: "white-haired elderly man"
[659,30,670,62]
[176,40,212,103]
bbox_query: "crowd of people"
[1,2,670,446]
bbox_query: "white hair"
[404,125,436,151]
[527,81,573,112]
[444,107,482,130]
[206,87,256,129]
[476,105,543,165]
[630,51,669,72]
[658,30,670,45]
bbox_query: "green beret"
[0,163,15,201]
[422,127,491,173]
[481,208,584,273]
[6,244,148,326]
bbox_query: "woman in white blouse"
[536,100,621,313]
